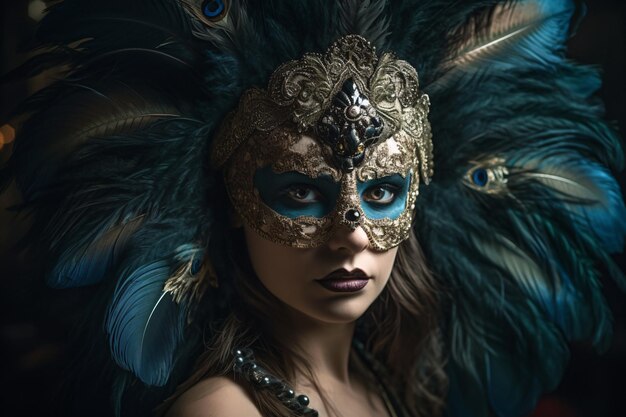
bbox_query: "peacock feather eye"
[190,258,202,275]
[464,158,509,194]
[472,168,489,187]
[202,0,227,21]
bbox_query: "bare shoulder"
[165,376,261,417]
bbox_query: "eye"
[282,185,323,204]
[202,0,227,20]
[471,168,489,187]
[362,184,398,204]
[463,159,508,194]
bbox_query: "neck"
[271,306,356,387]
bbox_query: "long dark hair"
[159,222,447,417]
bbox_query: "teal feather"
[105,259,186,386]
[48,215,144,288]
[337,0,390,49]
[513,159,626,253]
[430,0,577,92]
[418,1,625,416]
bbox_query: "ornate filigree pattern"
[214,34,433,251]
[225,129,336,248]
[225,127,421,251]
[211,34,433,177]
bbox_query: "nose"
[326,224,370,254]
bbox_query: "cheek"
[377,247,399,285]
[244,225,277,279]
[243,224,308,292]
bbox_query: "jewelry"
[232,348,319,417]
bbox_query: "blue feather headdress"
[1,1,624,416]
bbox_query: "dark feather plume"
[337,0,390,50]
[415,1,625,416]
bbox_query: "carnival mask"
[211,35,433,251]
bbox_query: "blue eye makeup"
[255,167,410,221]
[357,173,411,220]
[254,167,340,218]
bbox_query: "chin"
[304,295,376,325]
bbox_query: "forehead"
[255,127,416,180]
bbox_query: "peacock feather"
[416,1,625,416]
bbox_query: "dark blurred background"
[1,1,625,416]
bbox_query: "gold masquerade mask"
[211,35,433,251]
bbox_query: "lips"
[316,268,370,293]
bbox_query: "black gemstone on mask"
[345,209,360,222]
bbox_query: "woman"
[159,33,444,417]
[2,0,624,416]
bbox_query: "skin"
[170,123,407,417]
[244,222,398,326]
[168,223,398,417]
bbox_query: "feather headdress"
[2,1,624,416]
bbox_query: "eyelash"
[362,184,399,204]
[279,184,399,205]
[279,185,324,205]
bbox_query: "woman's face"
[244,222,398,325]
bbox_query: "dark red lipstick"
[316,268,370,293]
